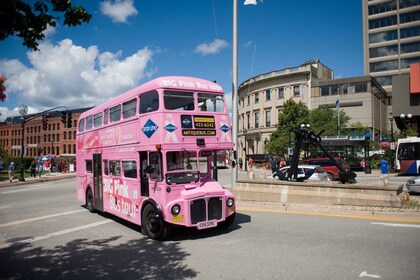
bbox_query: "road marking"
[359,271,381,278]
[0,220,112,249]
[1,184,58,194]
[237,207,420,223]
[371,222,420,228]
[0,209,85,228]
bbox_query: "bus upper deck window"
[140,91,159,114]
[94,112,102,128]
[78,119,85,132]
[197,93,224,112]
[86,115,93,130]
[123,98,137,119]
[163,90,194,111]
[110,105,121,123]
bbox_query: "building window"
[369,60,398,72]
[401,26,420,39]
[401,57,420,68]
[278,87,284,99]
[400,11,420,24]
[401,42,420,54]
[368,1,396,15]
[247,113,250,129]
[255,92,259,104]
[369,15,397,29]
[369,45,398,58]
[293,85,300,97]
[321,86,330,96]
[265,89,271,101]
[400,0,420,9]
[254,111,259,128]
[247,96,250,106]
[265,110,271,127]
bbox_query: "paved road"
[1,178,420,279]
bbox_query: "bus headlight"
[226,198,234,207]
[171,204,181,215]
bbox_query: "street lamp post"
[389,113,395,172]
[400,113,412,137]
[243,130,247,171]
[18,105,28,182]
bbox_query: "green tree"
[0,0,92,50]
[350,121,371,136]
[267,99,309,157]
[308,107,350,136]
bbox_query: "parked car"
[301,157,350,181]
[266,165,329,181]
[406,176,420,194]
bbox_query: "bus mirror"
[231,160,236,168]
[144,165,155,174]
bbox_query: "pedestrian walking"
[8,162,15,183]
[37,159,44,178]
[271,158,277,174]
[238,158,243,171]
[248,157,253,171]
[30,160,37,177]
[360,159,366,171]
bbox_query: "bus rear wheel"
[141,204,171,241]
[86,188,95,213]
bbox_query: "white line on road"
[0,209,85,228]
[371,222,420,228]
[359,271,381,278]
[0,220,112,249]
[1,184,58,194]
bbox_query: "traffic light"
[61,111,67,125]
[42,116,48,131]
[67,111,72,128]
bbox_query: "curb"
[0,173,76,188]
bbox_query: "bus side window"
[103,160,109,175]
[110,160,121,176]
[123,98,137,119]
[122,160,137,178]
[78,118,85,132]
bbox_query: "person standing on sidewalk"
[8,162,15,183]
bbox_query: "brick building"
[0,108,90,158]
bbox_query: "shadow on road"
[0,235,197,279]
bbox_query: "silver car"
[406,176,420,193]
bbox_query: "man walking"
[8,162,15,183]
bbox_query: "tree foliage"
[309,107,351,136]
[0,0,92,50]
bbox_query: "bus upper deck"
[76,76,232,151]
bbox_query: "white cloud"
[194,39,229,56]
[0,39,153,117]
[100,0,138,23]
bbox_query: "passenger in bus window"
[147,99,158,112]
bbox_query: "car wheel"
[327,173,334,181]
[141,204,172,241]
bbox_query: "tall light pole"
[400,113,412,137]
[18,105,28,182]
[389,113,395,172]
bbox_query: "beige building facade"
[237,60,388,161]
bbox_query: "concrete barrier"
[232,179,404,207]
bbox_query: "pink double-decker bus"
[76,76,235,240]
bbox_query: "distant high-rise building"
[362,0,420,94]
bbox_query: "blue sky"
[0,0,363,121]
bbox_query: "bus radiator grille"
[190,197,222,224]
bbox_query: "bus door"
[93,154,103,211]
[140,151,149,197]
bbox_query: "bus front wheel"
[86,188,95,213]
[141,204,171,241]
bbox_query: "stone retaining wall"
[232,179,404,207]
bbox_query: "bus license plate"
[197,220,217,230]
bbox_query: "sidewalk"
[0,172,76,188]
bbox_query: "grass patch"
[401,198,420,210]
